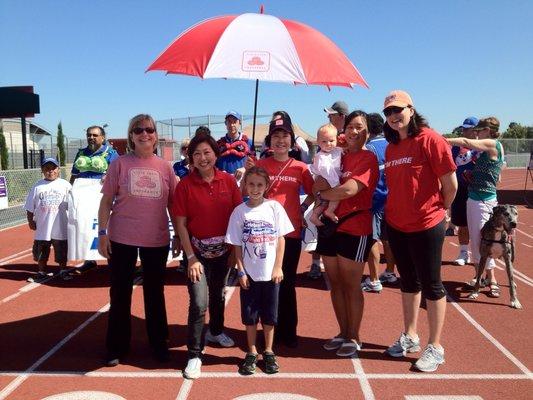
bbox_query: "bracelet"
[237,270,246,278]
[98,229,107,236]
[187,253,196,260]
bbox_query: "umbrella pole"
[251,79,259,152]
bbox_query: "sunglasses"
[383,106,407,117]
[132,127,156,135]
[181,146,188,151]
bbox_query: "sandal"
[488,282,500,298]
[466,277,488,288]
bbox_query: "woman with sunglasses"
[313,111,379,357]
[172,132,242,379]
[381,91,457,372]
[98,114,179,367]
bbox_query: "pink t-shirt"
[102,153,177,247]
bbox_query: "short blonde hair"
[127,114,158,151]
[316,123,338,142]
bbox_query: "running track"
[0,169,531,400]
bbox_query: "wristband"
[187,253,196,260]
[98,229,107,236]
[237,270,246,278]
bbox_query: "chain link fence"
[0,136,531,230]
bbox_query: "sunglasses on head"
[132,127,156,135]
[383,106,407,117]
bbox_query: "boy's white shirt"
[225,199,294,281]
[24,178,72,241]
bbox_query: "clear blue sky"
[2,0,532,141]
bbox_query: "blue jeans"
[187,254,230,358]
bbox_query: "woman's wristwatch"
[98,229,107,236]
[237,270,246,278]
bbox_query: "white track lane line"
[173,268,239,400]
[352,356,375,400]
[0,304,110,400]
[0,223,25,233]
[0,248,32,265]
[1,262,84,304]
[515,228,533,240]
[0,371,530,380]
[447,295,532,376]
[494,260,533,286]
[0,260,158,399]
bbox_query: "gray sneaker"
[386,332,420,357]
[308,263,322,279]
[414,344,445,372]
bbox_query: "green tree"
[57,121,66,166]
[503,122,527,139]
[0,126,8,170]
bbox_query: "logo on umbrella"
[242,51,270,72]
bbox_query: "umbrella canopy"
[147,12,368,89]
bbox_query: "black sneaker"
[238,353,258,375]
[263,351,279,374]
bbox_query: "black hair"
[383,108,429,144]
[187,132,220,161]
[195,125,211,136]
[343,110,369,131]
[86,125,106,137]
[265,110,296,148]
[367,113,384,136]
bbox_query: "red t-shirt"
[336,150,378,236]
[256,157,314,239]
[172,168,242,239]
[384,127,456,232]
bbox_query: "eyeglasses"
[383,106,407,117]
[132,127,156,135]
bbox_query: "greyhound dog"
[468,204,522,309]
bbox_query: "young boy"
[25,158,72,282]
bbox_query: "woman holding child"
[172,132,242,379]
[98,114,178,367]
[314,110,379,357]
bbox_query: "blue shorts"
[240,277,280,326]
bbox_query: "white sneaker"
[205,330,235,347]
[454,250,470,266]
[183,357,202,379]
[486,258,496,269]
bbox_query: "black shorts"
[451,183,468,227]
[386,219,446,301]
[315,231,374,262]
[32,239,68,264]
[240,277,280,326]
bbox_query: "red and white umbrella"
[147,11,368,141]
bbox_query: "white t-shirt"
[225,199,294,281]
[24,178,72,241]
[309,147,343,187]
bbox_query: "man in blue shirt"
[215,111,254,182]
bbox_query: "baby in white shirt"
[309,124,343,226]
